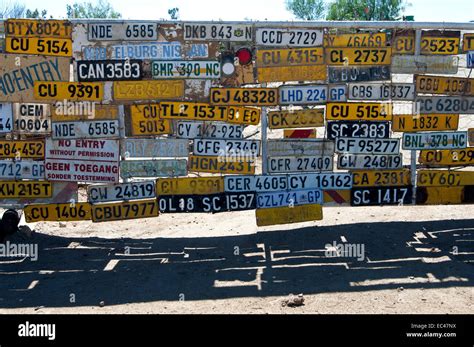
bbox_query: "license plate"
[393,114,459,132]
[469,129,474,146]
[34,82,103,101]
[52,120,118,139]
[45,159,120,183]
[279,85,328,105]
[284,129,316,138]
[352,170,411,187]
[415,75,474,96]
[348,83,415,100]
[184,24,253,41]
[160,102,226,121]
[324,33,388,47]
[0,140,44,159]
[0,160,44,179]
[193,139,260,157]
[13,103,50,134]
[464,34,474,52]
[0,182,78,208]
[338,154,403,170]
[152,61,220,79]
[88,181,156,203]
[113,81,184,101]
[87,22,158,41]
[121,139,189,158]
[0,103,13,133]
[24,202,91,222]
[327,121,390,140]
[402,132,468,150]
[416,97,474,114]
[421,36,460,55]
[158,193,256,213]
[351,186,412,206]
[468,52,474,68]
[45,139,119,161]
[391,32,415,54]
[257,47,324,67]
[419,149,474,166]
[326,103,392,121]
[391,56,459,74]
[417,170,474,187]
[335,138,400,154]
[256,204,323,227]
[257,189,323,209]
[0,181,52,198]
[256,28,324,47]
[130,105,173,136]
[176,121,243,139]
[268,156,333,173]
[267,139,335,156]
[157,177,224,195]
[188,156,255,174]
[328,66,391,83]
[268,109,324,129]
[325,48,391,65]
[92,200,159,223]
[52,105,118,121]
[6,37,72,57]
[77,60,143,82]
[257,65,327,83]
[210,88,278,106]
[5,19,72,38]
[416,186,472,205]
[107,42,212,60]
[120,160,188,178]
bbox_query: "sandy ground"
[0,203,472,314]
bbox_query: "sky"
[8,0,474,22]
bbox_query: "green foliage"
[66,0,121,19]
[285,0,325,20]
[25,9,50,19]
[168,7,179,20]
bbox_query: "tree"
[168,7,179,20]
[67,0,121,19]
[25,9,50,19]
[285,0,325,20]
[0,1,26,18]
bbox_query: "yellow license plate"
[188,156,255,174]
[352,170,411,187]
[160,102,228,121]
[114,81,184,101]
[257,65,327,83]
[417,170,474,187]
[34,82,103,101]
[157,177,224,195]
[210,88,278,106]
[421,37,460,55]
[256,204,323,227]
[256,48,325,67]
[463,34,474,52]
[268,109,324,129]
[0,140,44,159]
[0,181,52,198]
[415,75,474,95]
[325,48,391,65]
[419,148,474,166]
[392,114,459,132]
[326,103,392,121]
[226,107,261,125]
[416,186,465,205]
[324,33,388,47]
[392,35,415,54]
[130,104,173,136]
[52,105,119,121]
[92,199,159,223]
[6,37,72,57]
[24,202,91,222]
[5,19,72,38]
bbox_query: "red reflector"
[236,48,252,65]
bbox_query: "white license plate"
[14,103,50,134]
[416,97,474,114]
[225,175,290,193]
[193,139,260,157]
[0,160,44,179]
[184,24,253,41]
[88,181,156,203]
[0,103,13,133]
[267,140,335,156]
[152,61,220,79]
[87,22,158,41]
[52,121,119,139]
[402,132,468,150]
[336,138,400,154]
[279,85,328,105]
[391,56,459,74]
[256,28,324,47]
[176,121,243,139]
[121,139,189,158]
[468,51,474,68]
[338,154,403,170]
[348,83,415,101]
[108,42,210,60]
[257,189,323,209]
[268,156,334,173]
